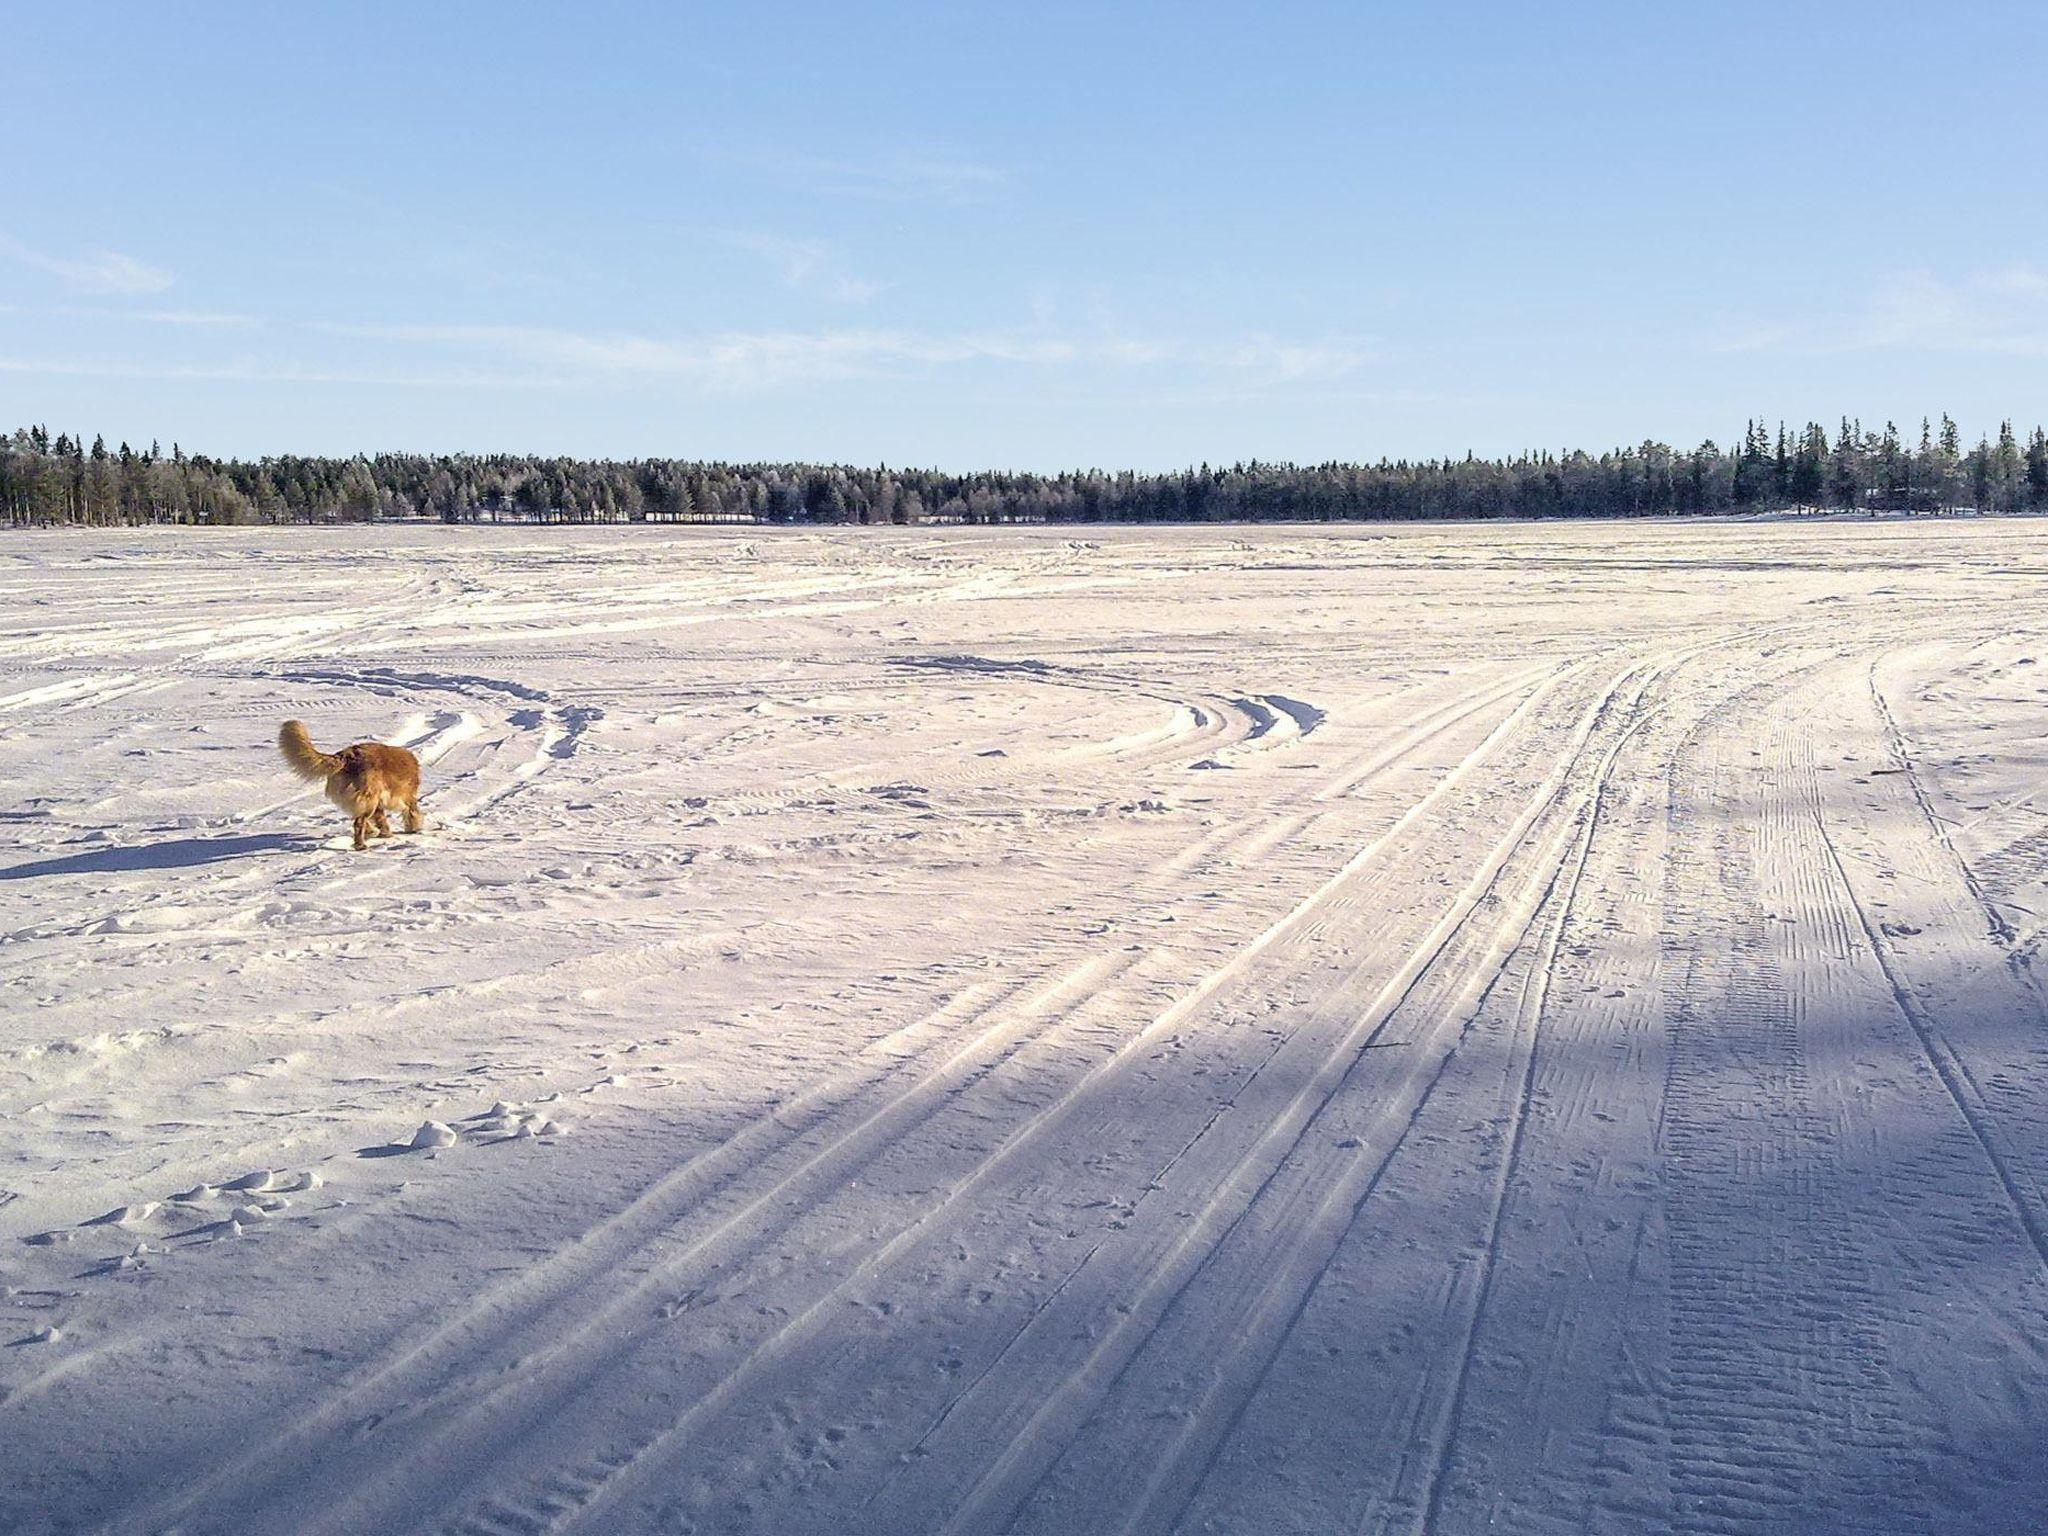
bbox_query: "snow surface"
[5,518,2048,1534]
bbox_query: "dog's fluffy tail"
[278,720,340,781]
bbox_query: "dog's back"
[278,721,425,848]
[333,741,422,800]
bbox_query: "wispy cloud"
[1216,337,1374,384]
[313,320,1372,391]
[0,355,563,389]
[1701,323,1796,356]
[0,300,255,327]
[712,147,1009,204]
[130,307,255,327]
[1708,265,2048,358]
[3,299,1371,395]
[317,321,1080,386]
[1852,266,2048,355]
[715,231,882,303]
[0,236,174,295]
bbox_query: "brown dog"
[278,720,424,850]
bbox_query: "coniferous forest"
[5,416,2047,527]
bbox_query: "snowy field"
[7,518,2048,1536]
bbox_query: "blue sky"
[7,1,2046,469]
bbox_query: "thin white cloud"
[131,308,256,327]
[1854,268,2048,355]
[1217,337,1374,384]
[316,321,1073,385]
[1978,264,2048,300]
[312,320,1371,391]
[1709,265,2048,359]
[0,355,563,389]
[1,302,1371,395]
[1701,323,1796,356]
[0,301,256,326]
[715,231,882,303]
[0,236,174,295]
[712,147,1009,203]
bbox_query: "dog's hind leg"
[403,796,424,834]
[372,808,393,839]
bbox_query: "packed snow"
[5,518,2048,1534]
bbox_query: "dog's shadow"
[0,831,311,882]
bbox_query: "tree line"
[5,416,2047,527]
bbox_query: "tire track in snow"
[1390,656,1681,1536]
[1866,656,2017,947]
[0,672,139,713]
[1811,771,2048,1275]
[963,661,1660,1536]
[1168,621,1980,1536]
[1405,617,2026,1536]
[1369,626,1842,1536]
[1643,651,1919,1533]
[521,662,1631,1535]
[1153,661,1561,882]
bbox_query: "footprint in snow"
[82,1202,158,1228]
[223,1168,320,1194]
[362,1109,565,1159]
[84,1242,154,1276]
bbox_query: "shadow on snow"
[0,831,308,881]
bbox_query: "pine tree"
[1830,418,1864,510]
[1994,420,2024,513]
[1930,415,1963,510]
[1878,422,1904,509]
[1969,435,1994,512]
[1734,419,1771,506]
[1790,423,1828,506]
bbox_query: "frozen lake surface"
[6,518,2048,1534]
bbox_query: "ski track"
[528,664,1630,1536]
[6,521,2048,1535]
[948,665,1659,1536]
